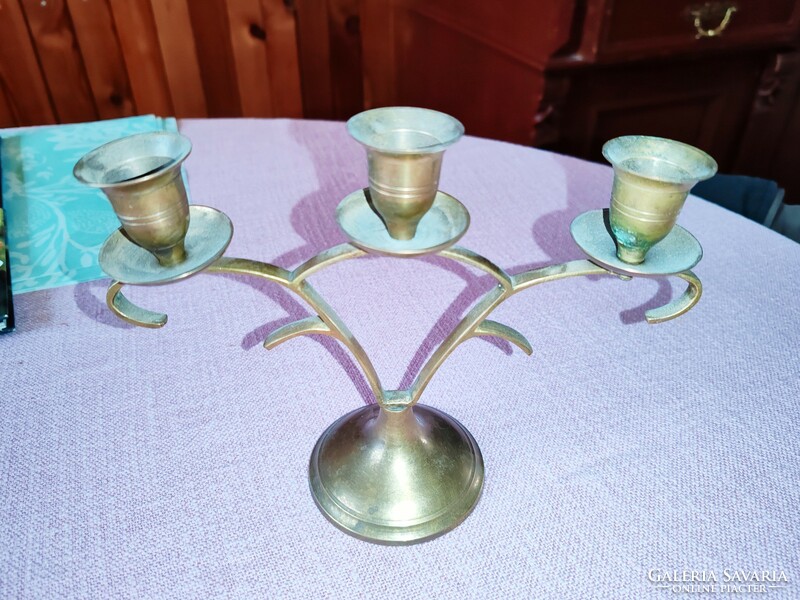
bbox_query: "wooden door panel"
[226,0,276,117]
[326,0,363,118]
[294,0,334,118]
[186,1,242,118]
[401,0,576,65]
[294,0,361,120]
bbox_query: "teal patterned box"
[1,115,179,294]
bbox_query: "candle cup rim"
[347,106,464,155]
[73,131,192,189]
[602,135,718,185]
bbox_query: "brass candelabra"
[74,107,716,545]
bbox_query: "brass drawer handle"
[687,1,738,38]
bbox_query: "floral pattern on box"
[1,116,178,294]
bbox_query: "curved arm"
[291,280,384,402]
[106,259,295,327]
[512,260,700,324]
[644,270,702,324]
[264,315,331,349]
[410,258,702,406]
[206,257,293,284]
[107,281,167,328]
[472,320,533,355]
[105,242,702,412]
[105,244,384,404]
[439,246,514,290]
[291,243,366,283]
[409,260,604,404]
[209,250,383,404]
[408,285,504,404]
[510,259,625,292]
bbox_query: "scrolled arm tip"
[644,270,702,324]
[472,320,533,355]
[263,315,332,350]
[106,281,168,329]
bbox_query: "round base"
[99,205,233,285]
[570,209,702,276]
[309,403,484,545]
[336,188,470,257]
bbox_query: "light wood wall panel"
[19,0,97,124]
[294,0,363,119]
[0,0,56,126]
[227,0,275,117]
[150,0,208,118]
[108,0,174,116]
[0,88,17,127]
[261,0,303,117]
[66,0,136,120]
[0,0,304,127]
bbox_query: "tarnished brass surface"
[92,122,712,545]
[336,188,470,256]
[74,132,192,267]
[570,210,702,276]
[309,403,483,544]
[102,230,705,543]
[99,206,232,285]
[103,237,706,542]
[602,135,716,264]
[347,107,463,240]
[106,281,167,328]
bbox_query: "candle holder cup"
[347,107,464,240]
[603,135,717,264]
[74,132,192,267]
[78,115,712,544]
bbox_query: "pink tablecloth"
[2,119,799,599]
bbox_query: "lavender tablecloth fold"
[1,119,798,599]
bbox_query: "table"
[2,119,799,599]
